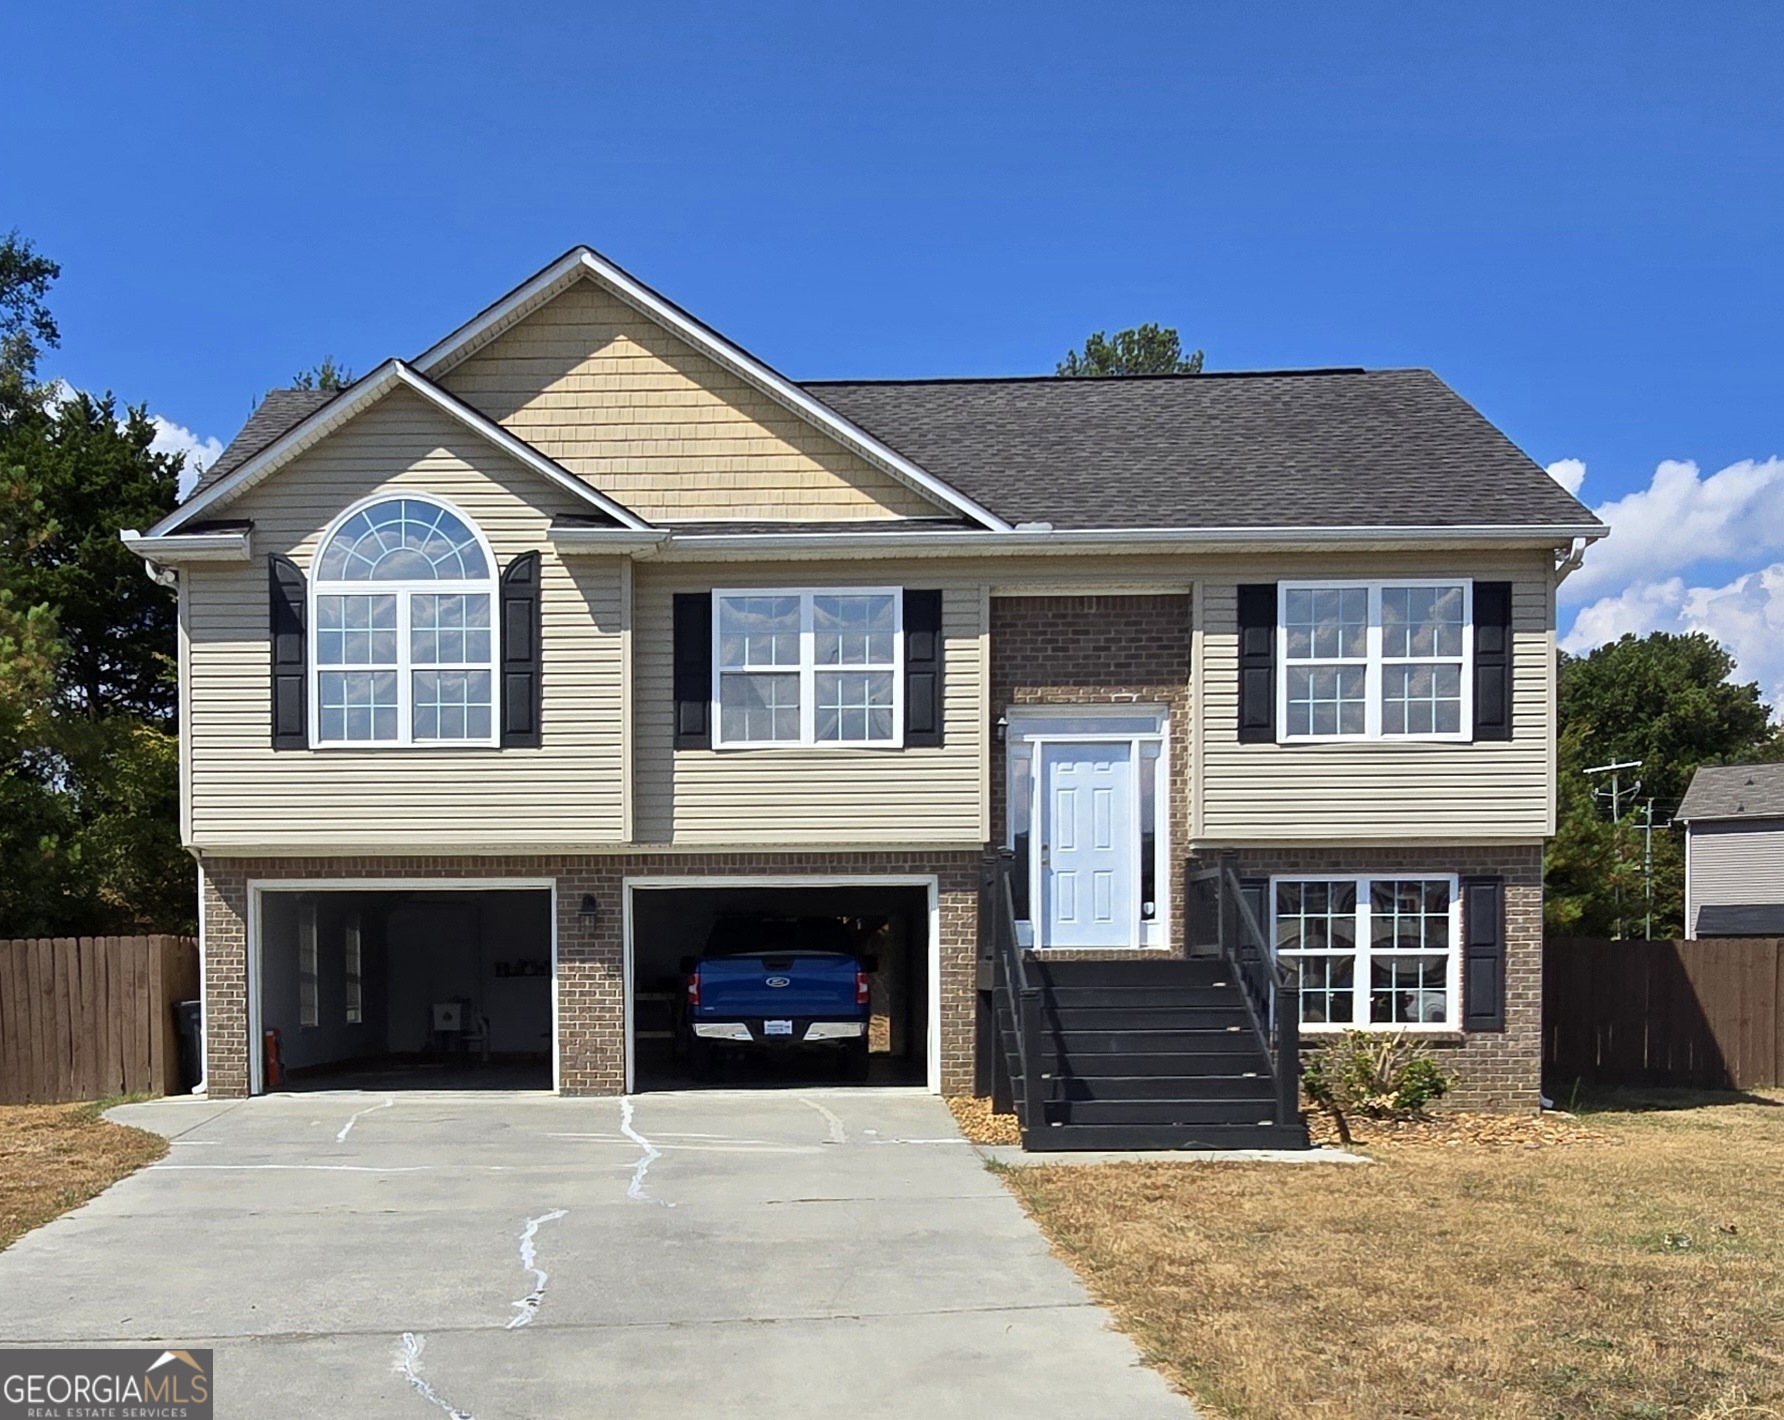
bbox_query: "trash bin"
[174,1000,203,1093]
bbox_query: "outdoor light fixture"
[994,714,1008,743]
[578,893,600,922]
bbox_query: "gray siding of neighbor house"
[1688,818,1784,937]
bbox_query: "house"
[124,247,1603,1146]
[1678,763,1784,938]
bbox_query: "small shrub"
[1302,1031,1457,1144]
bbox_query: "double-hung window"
[713,588,902,747]
[1278,580,1471,741]
[1272,874,1461,1030]
[311,495,499,747]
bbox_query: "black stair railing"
[989,848,1048,1137]
[1192,855,1302,1128]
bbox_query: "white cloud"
[148,416,225,496]
[1563,456,1784,604]
[1563,564,1784,715]
[1546,457,1586,496]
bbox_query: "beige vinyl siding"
[1195,552,1556,843]
[1688,821,1784,933]
[185,388,626,851]
[632,561,987,846]
[438,278,945,523]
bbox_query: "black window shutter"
[904,589,944,748]
[1236,583,1277,743]
[1473,581,1513,742]
[1461,875,1506,1031]
[269,554,308,750]
[673,593,712,749]
[500,552,543,748]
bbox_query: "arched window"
[311,495,498,745]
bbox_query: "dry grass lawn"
[1001,1090,1784,1420]
[0,1101,167,1251]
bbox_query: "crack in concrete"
[337,1097,395,1142]
[798,1097,847,1144]
[506,1210,569,1330]
[395,1332,475,1420]
[619,1098,671,1206]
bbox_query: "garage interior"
[257,888,553,1091]
[630,884,931,1091]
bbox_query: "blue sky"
[8,4,1784,700]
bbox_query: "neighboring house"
[1678,763,1784,938]
[125,247,1603,1144]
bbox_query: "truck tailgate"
[696,954,859,1018]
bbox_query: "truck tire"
[687,1036,716,1082]
[842,1038,870,1083]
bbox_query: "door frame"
[1006,705,1171,951]
[244,876,560,1096]
[621,875,943,1095]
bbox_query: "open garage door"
[253,886,554,1093]
[627,882,934,1092]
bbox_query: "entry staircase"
[984,852,1310,1151]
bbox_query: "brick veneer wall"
[1230,843,1544,1111]
[989,594,1193,959]
[198,851,981,1100]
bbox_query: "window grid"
[713,589,903,748]
[1271,874,1460,1030]
[1278,581,1473,742]
[310,495,499,748]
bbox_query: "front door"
[1040,742,1134,948]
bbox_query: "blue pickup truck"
[681,916,876,1080]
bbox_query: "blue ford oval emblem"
[764,976,791,989]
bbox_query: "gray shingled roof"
[1678,763,1784,822]
[185,368,1599,533]
[807,369,1598,531]
[1695,904,1784,935]
[191,388,338,499]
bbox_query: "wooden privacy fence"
[1545,936,1784,1090]
[0,936,199,1104]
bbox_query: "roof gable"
[152,361,651,536]
[417,248,1008,530]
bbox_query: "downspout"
[1554,537,1588,585]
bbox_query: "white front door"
[1041,742,1134,948]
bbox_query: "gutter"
[120,527,253,563]
[645,522,1610,560]
[547,528,673,556]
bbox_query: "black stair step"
[1021,1121,1314,1152]
[1040,985,1244,1010]
[1047,1026,1262,1055]
[1032,958,1231,990]
[1043,1049,1268,1076]
[1045,1098,1283,1127]
[1054,1073,1275,1101]
[1042,1005,1252,1031]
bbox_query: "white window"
[298,899,319,1029]
[1278,580,1472,741]
[344,914,363,1025]
[311,495,499,747]
[1271,874,1461,1031]
[712,589,902,747]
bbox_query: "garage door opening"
[628,882,934,1092]
[253,887,553,1093]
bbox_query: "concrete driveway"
[0,1090,1190,1418]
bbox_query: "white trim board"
[411,247,1010,533]
[150,360,652,537]
[622,875,943,1096]
[244,877,560,1096]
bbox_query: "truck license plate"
[764,1019,793,1036]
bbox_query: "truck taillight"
[687,971,700,1007]
[855,970,870,1006]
